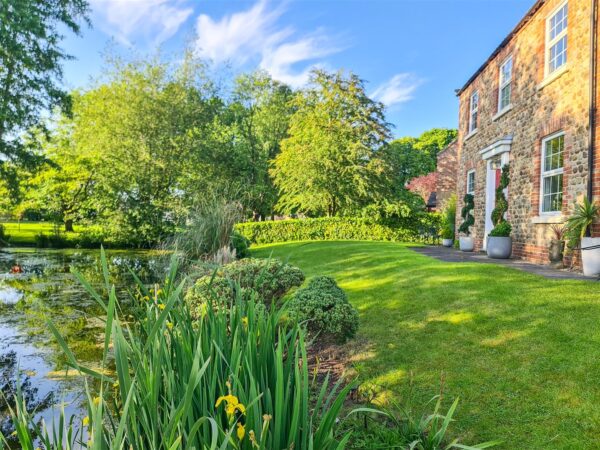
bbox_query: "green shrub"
[236,216,440,245]
[489,221,512,237]
[440,225,454,240]
[3,251,355,449]
[230,230,251,258]
[287,276,358,343]
[185,276,260,319]
[186,258,305,312]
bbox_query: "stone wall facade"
[436,139,458,208]
[456,0,596,264]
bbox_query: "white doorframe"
[479,137,512,250]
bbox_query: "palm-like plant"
[565,197,600,248]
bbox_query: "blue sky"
[62,0,533,138]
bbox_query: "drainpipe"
[588,0,598,203]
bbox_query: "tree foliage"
[388,128,457,186]
[0,0,89,191]
[22,116,95,231]
[271,70,393,216]
[229,71,294,219]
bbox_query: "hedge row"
[235,216,441,245]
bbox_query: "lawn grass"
[252,240,600,449]
[1,221,83,246]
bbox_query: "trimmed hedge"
[235,216,441,245]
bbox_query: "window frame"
[539,131,565,215]
[468,91,479,133]
[498,56,513,112]
[545,1,568,76]
[466,169,476,195]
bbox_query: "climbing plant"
[458,194,475,236]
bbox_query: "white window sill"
[492,104,513,121]
[463,129,478,142]
[537,65,569,91]
[531,214,565,224]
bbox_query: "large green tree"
[22,112,95,231]
[271,70,393,217]
[230,71,293,220]
[388,128,457,186]
[70,55,229,245]
[0,0,89,190]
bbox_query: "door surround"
[479,136,512,249]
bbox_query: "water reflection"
[0,248,162,442]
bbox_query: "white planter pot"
[459,236,474,252]
[442,239,454,247]
[581,237,600,276]
[487,236,512,259]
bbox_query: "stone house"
[455,0,600,263]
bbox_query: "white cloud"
[194,0,340,87]
[91,0,193,46]
[371,73,422,107]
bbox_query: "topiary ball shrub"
[185,258,305,315]
[219,258,305,302]
[287,276,359,343]
[184,276,259,319]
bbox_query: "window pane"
[542,174,563,212]
[550,4,568,40]
[550,35,567,72]
[500,58,512,85]
[543,135,564,172]
[500,84,511,109]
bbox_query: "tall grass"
[0,249,356,449]
[167,194,244,265]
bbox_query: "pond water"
[0,248,163,442]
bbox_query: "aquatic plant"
[0,249,356,449]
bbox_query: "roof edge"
[456,0,546,96]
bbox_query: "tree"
[271,70,393,217]
[70,54,228,246]
[229,71,293,220]
[388,128,457,186]
[0,0,89,191]
[22,113,95,231]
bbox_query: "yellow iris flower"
[236,423,245,440]
[215,394,246,419]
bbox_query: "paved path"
[411,245,595,281]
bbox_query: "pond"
[0,247,164,442]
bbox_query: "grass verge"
[252,240,600,449]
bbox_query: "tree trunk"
[64,219,74,232]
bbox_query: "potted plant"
[441,225,454,247]
[565,197,600,276]
[487,221,512,259]
[487,164,512,259]
[440,194,456,247]
[458,193,475,252]
[548,224,565,267]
